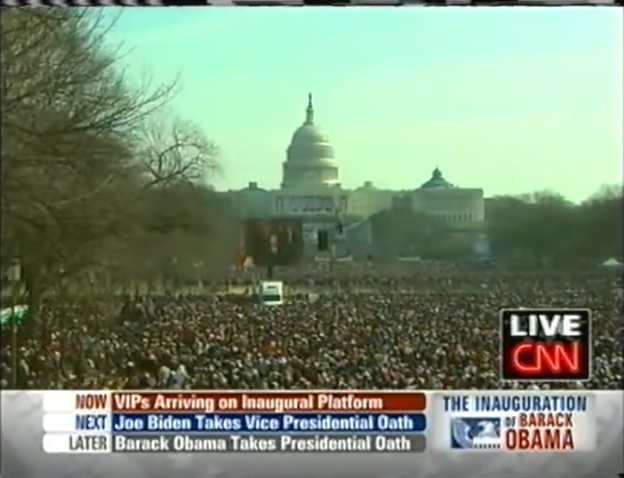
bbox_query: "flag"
[0,305,29,327]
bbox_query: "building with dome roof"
[282,93,339,189]
[223,94,485,259]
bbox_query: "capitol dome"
[288,123,335,163]
[290,123,331,149]
[282,93,339,188]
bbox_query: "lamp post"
[329,200,343,277]
[7,260,21,388]
[267,233,277,281]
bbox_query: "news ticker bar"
[45,391,427,413]
[50,412,427,433]
[3,391,623,478]
[39,391,600,454]
[44,433,426,453]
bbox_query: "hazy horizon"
[109,8,622,202]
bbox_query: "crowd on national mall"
[1,266,621,390]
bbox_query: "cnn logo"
[500,309,592,381]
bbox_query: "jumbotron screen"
[240,218,304,266]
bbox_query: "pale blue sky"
[108,8,622,201]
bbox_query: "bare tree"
[486,187,622,267]
[134,116,220,187]
[1,10,229,310]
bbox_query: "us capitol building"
[222,94,485,254]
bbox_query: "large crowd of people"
[1,266,622,390]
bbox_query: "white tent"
[601,258,622,267]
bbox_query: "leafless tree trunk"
[1,9,231,311]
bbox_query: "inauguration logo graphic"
[451,417,501,449]
[440,393,595,452]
